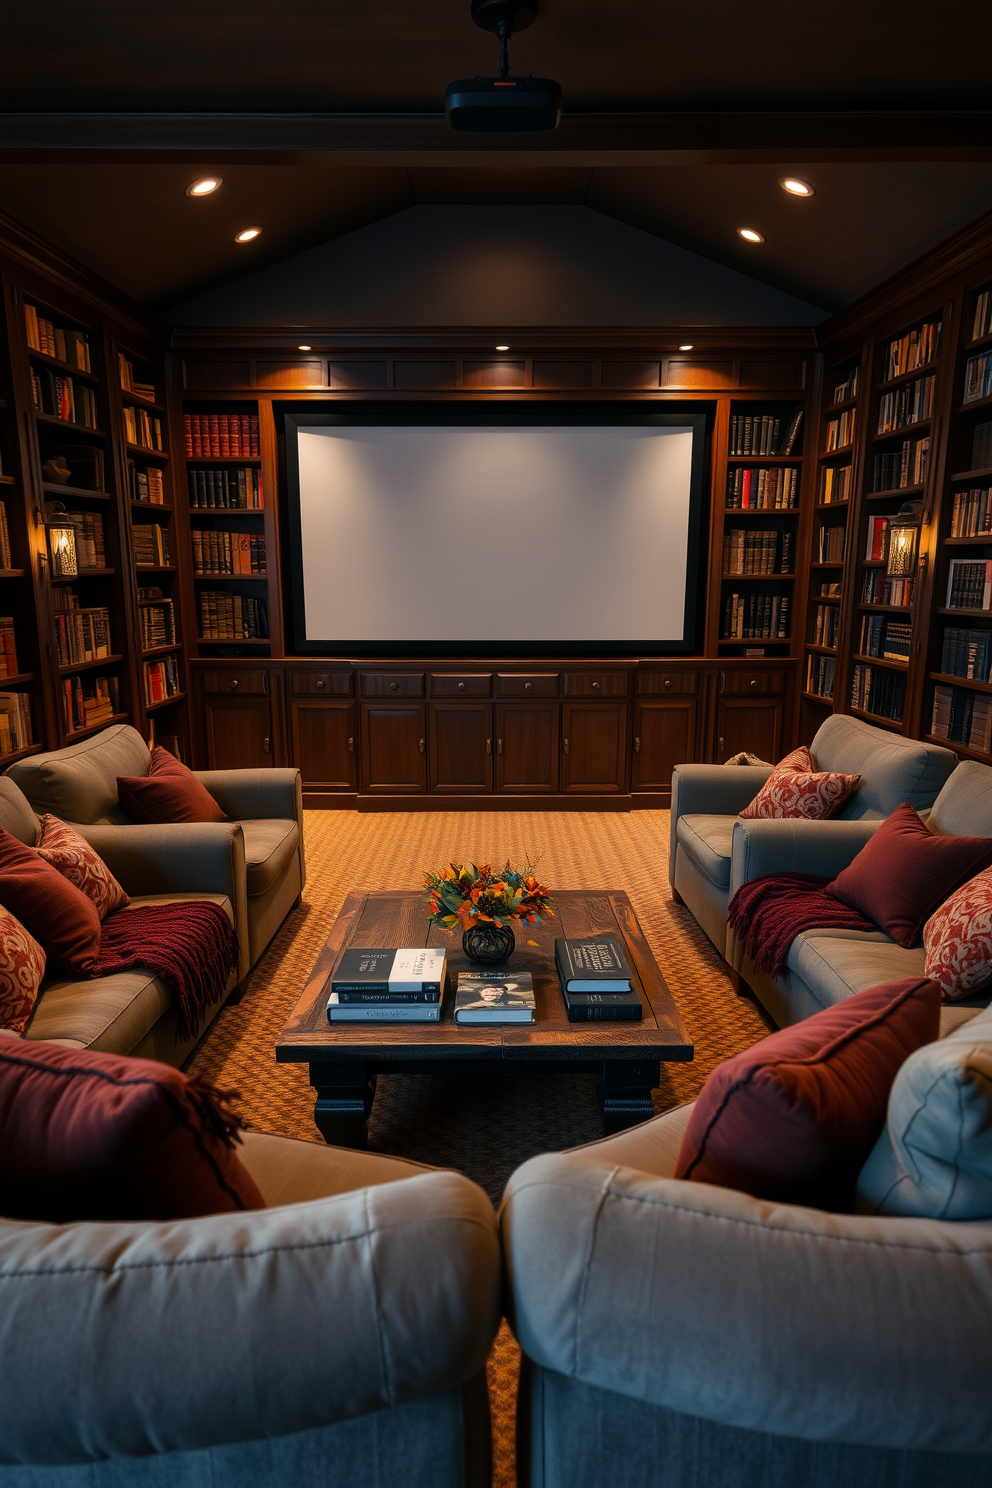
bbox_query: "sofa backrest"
[810,714,956,819]
[0,777,40,845]
[4,725,149,824]
[927,759,992,838]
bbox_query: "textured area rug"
[187,809,769,1486]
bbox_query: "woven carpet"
[187,809,769,1487]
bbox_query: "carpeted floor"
[187,808,769,1487]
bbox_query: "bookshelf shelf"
[826,396,857,413]
[0,568,25,578]
[51,568,114,583]
[867,483,925,501]
[877,362,940,392]
[960,394,992,414]
[810,561,846,569]
[144,692,185,712]
[815,500,850,512]
[852,653,908,671]
[0,474,15,485]
[197,637,270,647]
[135,563,177,573]
[141,642,180,658]
[186,456,262,466]
[193,572,268,581]
[131,500,173,512]
[0,743,43,767]
[931,672,992,694]
[802,690,834,704]
[66,712,129,743]
[924,733,992,764]
[938,606,992,618]
[42,482,112,501]
[27,349,100,384]
[122,392,165,414]
[859,603,914,614]
[35,413,105,437]
[967,330,992,351]
[952,466,992,482]
[125,442,168,461]
[59,653,123,676]
[806,643,837,655]
[820,443,854,458]
[849,706,903,730]
[722,507,801,517]
[0,672,33,685]
[946,535,992,545]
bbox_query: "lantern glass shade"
[48,523,77,577]
[886,521,918,577]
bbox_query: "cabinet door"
[361,703,427,793]
[429,703,492,794]
[496,704,559,793]
[631,700,698,794]
[561,702,628,794]
[715,697,785,764]
[203,697,274,769]
[290,700,357,790]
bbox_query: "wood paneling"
[182,360,251,389]
[430,672,492,696]
[742,359,806,389]
[663,359,734,388]
[496,672,559,697]
[563,670,628,696]
[200,667,268,695]
[254,359,323,388]
[533,360,594,389]
[600,361,660,389]
[203,696,274,768]
[393,360,456,389]
[429,701,492,793]
[715,695,785,763]
[290,699,357,789]
[361,702,427,792]
[636,669,698,694]
[496,703,559,793]
[632,699,697,793]
[561,701,628,793]
[327,361,388,389]
[462,360,526,389]
[289,670,353,695]
[360,671,425,697]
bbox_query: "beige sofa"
[0,1128,500,1487]
[6,724,305,982]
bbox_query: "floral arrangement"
[423,860,555,931]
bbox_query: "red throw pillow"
[0,1039,265,1221]
[674,978,940,1208]
[923,865,992,1001]
[739,745,861,821]
[0,828,101,975]
[36,814,129,920]
[0,906,46,1034]
[117,746,228,825]
[827,803,992,948]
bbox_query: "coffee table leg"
[310,1061,377,1148]
[596,1060,660,1135]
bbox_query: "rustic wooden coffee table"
[276,888,693,1148]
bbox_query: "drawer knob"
[230,679,239,690]
[524,681,532,691]
[316,679,326,690]
[389,681,398,691]
[592,680,601,690]
[457,681,465,691]
[665,679,671,689]
[750,678,758,689]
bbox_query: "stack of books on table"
[326,947,446,1022]
[455,970,536,1024]
[555,937,642,1021]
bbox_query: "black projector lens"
[445,76,562,131]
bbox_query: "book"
[330,946,446,997]
[455,970,535,1024]
[554,936,632,991]
[562,988,643,1022]
[327,993,442,1023]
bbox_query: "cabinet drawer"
[289,670,353,696]
[496,672,559,698]
[636,669,698,696]
[720,669,786,696]
[430,672,492,697]
[359,672,425,697]
[200,668,268,696]
[563,671,628,697]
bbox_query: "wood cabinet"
[496,703,559,793]
[361,703,427,793]
[714,669,786,763]
[429,702,492,793]
[561,702,628,793]
[290,699,357,790]
[632,699,698,794]
[200,667,276,768]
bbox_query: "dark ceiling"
[1,1,990,317]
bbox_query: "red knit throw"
[727,873,877,978]
[94,902,239,1043]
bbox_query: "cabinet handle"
[389,681,398,691]
[316,679,325,689]
[486,737,491,754]
[230,679,239,690]
[419,737,425,753]
[718,735,725,753]
[348,736,354,752]
[563,737,569,754]
[457,681,465,691]
[634,736,640,752]
[263,735,270,754]
[497,738,502,754]
[592,680,601,690]
[524,681,532,691]
[750,678,758,689]
[665,679,671,689]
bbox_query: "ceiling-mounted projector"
[445,0,562,132]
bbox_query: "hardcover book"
[327,993,442,1023]
[563,988,643,1023]
[555,936,632,991]
[455,970,535,1024]
[330,946,446,997]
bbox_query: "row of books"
[858,615,911,662]
[825,407,855,451]
[873,437,929,492]
[65,511,106,570]
[832,367,858,404]
[128,461,166,505]
[725,466,798,509]
[950,486,992,537]
[183,414,259,459]
[122,405,164,452]
[883,320,941,382]
[861,571,914,607]
[722,529,793,576]
[728,409,802,457]
[187,467,264,510]
[964,351,992,406]
[137,597,176,649]
[144,654,181,706]
[947,559,992,611]
[192,530,266,576]
[806,652,835,699]
[0,501,10,568]
[118,354,156,400]
[0,617,19,679]
[850,663,905,721]
[54,606,110,667]
[132,523,171,567]
[819,465,851,504]
[877,374,934,435]
[199,592,269,641]
[818,581,842,598]
[940,626,992,682]
[24,305,91,371]
[62,673,120,734]
[811,603,840,648]
[974,292,992,344]
[818,526,845,564]
[931,684,992,753]
[0,691,32,756]
[31,370,98,429]
[721,592,790,640]
[970,421,992,473]
[865,516,891,562]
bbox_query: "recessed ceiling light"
[678,343,694,351]
[298,344,312,351]
[495,344,510,351]
[185,176,222,197]
[234,227,262,243]
[737,227,765,243]
[779,177,814,197]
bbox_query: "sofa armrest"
[728,816,881,897]
[501,1153,992,1455]
[670,765,772,886]
[0,1170,500,1465]
[194,768,302,824]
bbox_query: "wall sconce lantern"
[46,503,78,577]
[886,500,922,578]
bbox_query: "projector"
[445,75,562,132]
[446,0,562,133]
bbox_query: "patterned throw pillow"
[924,866,992,1001]
[739,745,861,821]
[0,905,46,1034]
[35,815,129,920]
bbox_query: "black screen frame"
[280,401,711,659]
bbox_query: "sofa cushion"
[36,814,129,919]
[117,745,229,825]
[788,929,926,1010]
[675,977,941,1207]
[5,724,150,824]
[810,713,955,820]
[856,1003,992,1220]
[827,803,992,948]
[242,818,301,896]
[0,1039,264,1221]
[0,828,101,975]
[923,864,992,1002]
[239,1129,439,1205]
[675,814,736,891]
[0,905,46,1034]
[739,745,861,821]
[0,777,41,846]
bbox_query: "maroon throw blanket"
[94,902,239,1043]
[727,873,877,978]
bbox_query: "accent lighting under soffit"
[737,227,765,243]
[234,227,262,243]
[779,177,815,197]
[185,177,222,197]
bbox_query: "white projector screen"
[288,418,703,651]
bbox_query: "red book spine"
[209,414,221,458]
[230,415,241,458]
[219,414,230,458]
[249,414,258,457]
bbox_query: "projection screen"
[284,410,706,656]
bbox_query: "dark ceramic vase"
[462,922,515,966]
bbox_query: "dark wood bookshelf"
[960,394,992,414]
[924,733,991,764]
[141,642,181,657]
[867,483,925,501]
[144,692,185,712]
[872,420,931,441]
[27,348,100,383]
[51,567,114,582]
[125,442,168,460]
[851,653,908,670]
[42,482,112,501]
[34,412,105,437]
[59,653,123,675]
[931,672,992,694]
[877,362,940,391]
[0,671,33,685]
